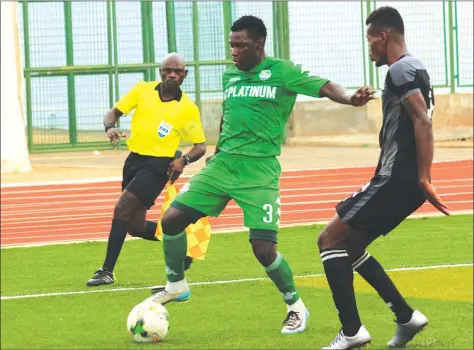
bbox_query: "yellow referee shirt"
[115,81,206,157]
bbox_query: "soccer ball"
[127,298,169,343]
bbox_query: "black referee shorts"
[336,176,426,237]
[121,152,174,209]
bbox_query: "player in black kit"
[317,6,451,350]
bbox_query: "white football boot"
[149,279,191,305]
[387,310,428,347]
[281,308,310,334]
[321,325,371,349]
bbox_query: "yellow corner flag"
[155,183,212,260]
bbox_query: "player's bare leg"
[128,207,194,272]
[128,207,159,241]
[251,238,309,334]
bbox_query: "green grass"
[1,215,473,349]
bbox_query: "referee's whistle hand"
[168,157,186,184]
[106,128,127,143]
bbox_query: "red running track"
[1,160,472,248]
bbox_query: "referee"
[87,53,206,286]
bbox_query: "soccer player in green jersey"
[151,15,374,334]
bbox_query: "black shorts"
[336,176,426,237]
[122,152,173,209]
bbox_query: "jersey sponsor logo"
[259,70,272,81]
[224,85,277,100]
[157,121,173,138]
[228,76,241,84]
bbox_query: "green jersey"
[217,56,329,157]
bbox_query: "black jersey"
[376,55,434,182]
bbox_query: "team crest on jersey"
[157,121,173,138]
[259,70,272,81]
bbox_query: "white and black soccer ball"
[127,299,169,343]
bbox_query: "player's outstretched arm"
[320,82,375,107]
[402,93,450,216]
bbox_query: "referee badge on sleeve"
[158,121,173,138]
[185,121,199,135]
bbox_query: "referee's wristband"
[182,155,191,165]
[104,123,115,132]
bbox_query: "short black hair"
[366,6,405,36]
[231,15,267,42]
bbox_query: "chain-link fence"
[455,1,473,87]
[18,1,472,152]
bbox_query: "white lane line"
[2,199,472,225]
[2,210,472,248]
[1,160,471,188]
[2,183,472,211]
[2,178,472,201]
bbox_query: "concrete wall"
[199,93,473,145]
[287,93,473,144]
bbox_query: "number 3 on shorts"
[263,204,273,223]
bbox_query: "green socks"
[163,232,187,282]
[265,252,300,305]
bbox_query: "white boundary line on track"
[1,159,471,188]
[2,211,473,243]
[2,181,473,198]
[1,177,123,188]
[2,196,472,223]
[1,262,472,301]
[1,210,472,249]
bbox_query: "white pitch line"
[1,262,472,301]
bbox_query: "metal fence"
[17,1,472,153]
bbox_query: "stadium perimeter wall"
[200,93,473,145]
